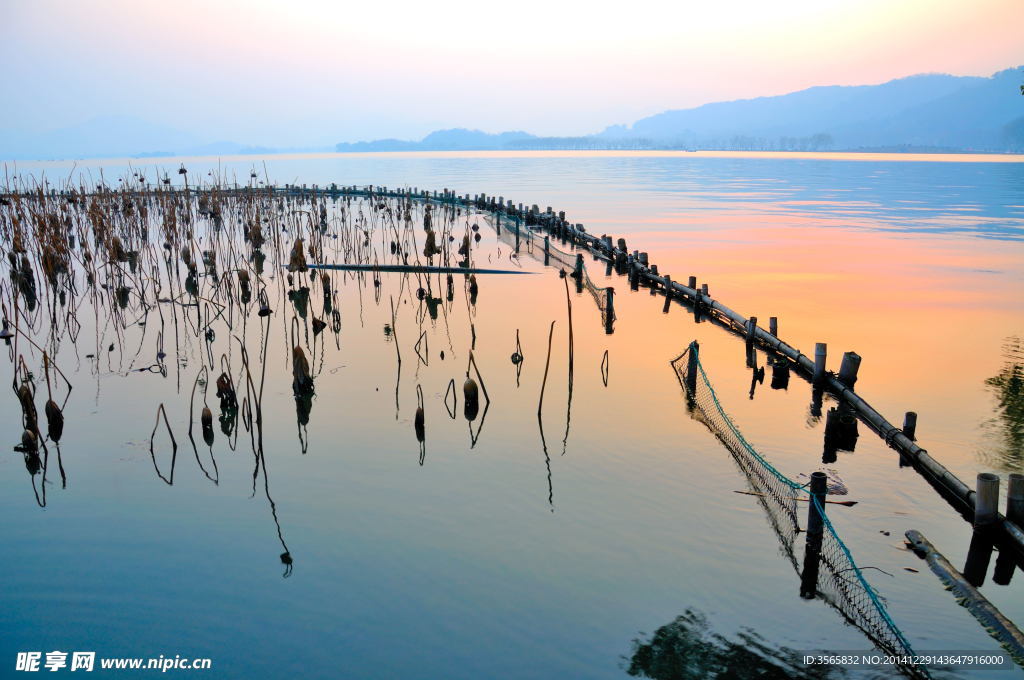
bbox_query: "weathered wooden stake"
[1007,473,1024,528]
[837,351,861,388]
[746,316,757,344]
[573,253,584,280]
[701,283,709,298]
[800,471,828,598]
[639,252,649,266]
[687,275,697,290]
[605,288,615,334]
[975,473,1000,528]
[685,341,699,396]
[813,343,827,385]
[902,411,918,441]
[769,316,778,336]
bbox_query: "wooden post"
[664,275,673,298]
[975,473,1000,528]
[837,351,861,388]
[746,316,757,344]
[800,471,828,598]
[639,252,649,266]
[701,283,709,298]
[769,316,778,336]
[604,288,615,334]
[685,341,699,396]
[813,343,827,385]
[573,253,584,280]
[687,275,697,290]
[1008,474,1024,527]
[902,411,918,441]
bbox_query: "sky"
[1,0,1022,147]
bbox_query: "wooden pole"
[800,471,828,598]
[745,316,757,344]
[975,473,1000,528]
[1008,474,1024,527]
[837,351,861,388]
[769,316,778,336]
[685,341,699,396]
[813,343,827,385]
[605,287,615,335]
[902,411,918,440]
[573,253,584,280]
[687,275,697,290]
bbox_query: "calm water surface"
[2,151,1023,678]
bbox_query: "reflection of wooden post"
[813,343,827,385]
[685,341,700,396]
[975,473,1000,528]
[574,253,584,279]
[963,529,995,588]
[993,547,1016,586]
[800,471,828,599]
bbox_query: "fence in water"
[671,341,928,679]
[484,210,615,330]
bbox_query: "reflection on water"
[982,338,1024,472]
[2,154,1022,678]
[626,609,844,679]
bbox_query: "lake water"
[2,151,1023,678]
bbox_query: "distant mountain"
[335,128,536,152]
[4,66,1021,160]
[599,67,1024,151]
[335,67,1024,153]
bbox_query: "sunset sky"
[2,0,1021,146]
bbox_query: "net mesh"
[488,213,615,328]
[671,342,928,679]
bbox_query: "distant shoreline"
[5,149,1024,166]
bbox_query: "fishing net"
[487,213,615,329]
[671,342,928,679]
